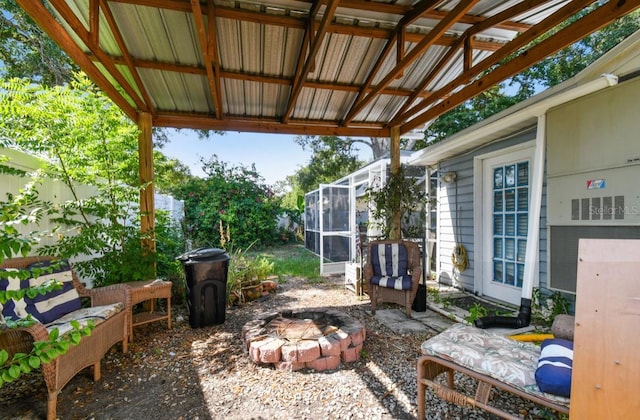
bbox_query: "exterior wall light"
[441,172,457,184]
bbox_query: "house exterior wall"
[436,127,548,298]
[546,75,640,296]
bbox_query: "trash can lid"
[177,247,228,261]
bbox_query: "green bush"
[175,156,282,250]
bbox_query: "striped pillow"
[0,269,33,321]
[370,243,412,290]
[535,338,573,397]
[27,260,81,324]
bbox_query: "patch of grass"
[250,245,320,282]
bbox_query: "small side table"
[125,279,172,342]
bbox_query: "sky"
[161,129,314,185]
[161,129,374,185]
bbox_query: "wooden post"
[389,125,402,240]
[138,112,155,254]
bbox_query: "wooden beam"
[464,36,473,71]
[343,0,479,124]
[154,113,391,137]
[401,0,640,134]
[284,0,321,123]
[342,0,441,126]
[190,0,223,118]
[389,125,401,241]
[107,0,505,51]
[394,0,595,127]
[208,1,224,116]
[390,35,466,125]
[15,0,138,121]
[99,0,156,114]
[337,0,531,32]
[283,0,340,123]
[109,0,531,32]
[98,53,435,97]
[138,111,155,253]
[397,29,405,79]
[48,0,148,112]
[89,0,99,46]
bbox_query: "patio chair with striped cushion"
[364,240,422,318]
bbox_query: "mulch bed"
[449,295,516,316]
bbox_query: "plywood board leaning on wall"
[570,238,640,419]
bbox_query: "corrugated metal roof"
[20,0,640,137]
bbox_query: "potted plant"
[364,164,429,240]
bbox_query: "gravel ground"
[1,275,558,420]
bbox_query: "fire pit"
[242,308,366,371]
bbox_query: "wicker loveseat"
[0,256,130,420]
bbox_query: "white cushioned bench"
[417,323,570,420]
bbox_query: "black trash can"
[177,248,230,327]
[412,283,427,312]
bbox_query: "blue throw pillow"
[27,260,81,324]
[535,338,573,397]
[0,269,34,321]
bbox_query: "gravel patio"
[1,274,552,419]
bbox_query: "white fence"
[1,147,184,246]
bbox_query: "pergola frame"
[15,0,640,242]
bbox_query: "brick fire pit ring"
[241,308,366,371]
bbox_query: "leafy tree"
[511,10,640,92]
[174,155,282,250]
[0,3,218,170]
[153,152,194,196]
[416,85,521,148]
[293,136,363,192]
[0,1,77,86]
[0,74,182,286]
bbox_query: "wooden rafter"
[105,0,506,51]
[285,0,324,122]
[401,0,640,133]
[96,54,435,98]
[389,0,554,126]
[396,0,443,79]
[191,0,223,118]
[89,0,99,46]
[342,0,441,125]
[109,0,531,33]
[283,0,340,123]
[390,35,466,124]
[155,113,390,137]
[393,0,594,128]
[207,1,224,115]
[48,0,148,112]
[464,36,473,71]
[336,0,531,32]
[15,0,138,120]
[99,0,155,114]
[15,0,640,140]
[342,0,479,125]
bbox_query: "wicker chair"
[0,256,130,420]
[364,240,422,318]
